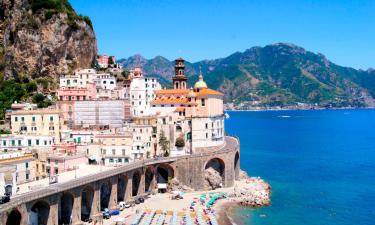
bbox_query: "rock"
[229,176,271,207]
[1,0,97,79]
[204,167,223,190]
[168,178,194,192]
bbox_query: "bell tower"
[172,58,187,89]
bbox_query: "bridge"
[0,136,240,225]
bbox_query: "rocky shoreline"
[215,171,271,224]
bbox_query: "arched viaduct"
[0,137,240,225]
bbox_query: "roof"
[196,88,224,96]
[155,89,190,95]
[11,109,60,115]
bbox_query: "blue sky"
[70,0,374,69]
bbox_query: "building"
[0,152,34,185]
[129,68,161,117]
[0,134,55,152]
[0,165,16,196]
[59,69,97,88]
[96,55,116,69]
[95,132,133,166]
[73,100,127,128]
[10,109,62,143]
[151,58,225,154]
[46,153,87,176]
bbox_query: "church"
[151,58,225,154]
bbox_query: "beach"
[102,174,270,225]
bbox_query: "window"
[102,149,106,155]
[18,140,21,146]
[36,139,40,145]
[205,123,208,129]
[2,140,6,146]
[206,133,208,139]
[50,116,53,121]
[112,149,115,155]
[25,162,29,168]
[26,173,29,180]
[55,168,58,174]
[11,140,15,146]
[122,149,126,156]
[201,98,205,106]
[21,117,25,122]
[118,158,122,163]
[109,158,114,163]
[15,117,18,122]
[28,139,31,146]
[32,116,36,122]
[44,140,47,145]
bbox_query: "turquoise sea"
[225,109,375,225]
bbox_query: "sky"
[70,0,375,69]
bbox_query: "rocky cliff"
[0,0,97,80]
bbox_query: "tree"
[158,130,170,157]
[108,56,114,65]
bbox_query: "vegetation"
[120,43,375,107]
[31,0,93,29]
[158,130,170,157]
[175,136,185,148]
[32,93,53,108]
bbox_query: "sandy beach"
[101,175,270,225]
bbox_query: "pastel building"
[0,152,34,185]
[95,133,133,166]
[151,58,225,154]
[10,109,62,143]
[0,165,17,196]
[46,153,87,176]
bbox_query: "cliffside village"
[0,57,225,198]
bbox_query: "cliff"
[0,0,97,80]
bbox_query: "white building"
[0,135,55,152]
[129,68,161,117]
[0,165,16,196]
[0,152,34,185]
[59,69,97,88]
[73,100,127,128]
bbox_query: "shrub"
[175,137,185,148]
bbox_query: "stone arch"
[132,170,141,196]
[204,157,226,189]
[6,208,21,225]
[30,200,50,225]
[156,163,175,184]
[100,180,112,210]
[59,192,74,225]
[145,167,154,193]
[81,185,94,222]
[234,151,240,180]
[117,175,128,202]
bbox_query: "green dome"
[194,74,207,89]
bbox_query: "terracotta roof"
[151,98,189,104]
[196,88,224,96]
[155,89,190,95]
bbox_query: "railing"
[0,136,239,212]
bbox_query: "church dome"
[194,72,207,89]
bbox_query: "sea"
[225,109,375,225]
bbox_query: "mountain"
[118,43,375,108]
[0,0,97,80]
